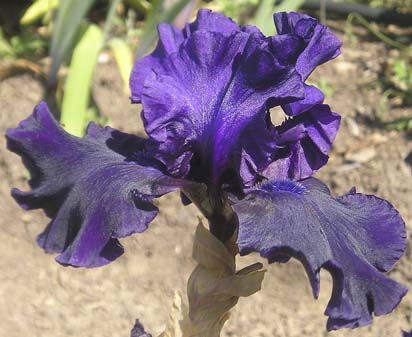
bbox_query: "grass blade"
[20,0,60,25]
[108,38,133,94]
[60,24,103,136]
[48,0,96,87]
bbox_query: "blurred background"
[0,1,411,336]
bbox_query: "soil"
[0,28,411,337]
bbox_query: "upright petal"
[239,104,340,184]
[130,9,248,104]
[6,103,187,267]
[141,28,303,184]
[130,23,184,103]
[234,178,407,330]
[273,12,342,80]
[272,12,341,118]
[268,104,340,180]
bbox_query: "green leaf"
[60,24,103,137]
[108,38,133,94]
[48,0,96,87]
[20,0,60,25]
[250,0,276,36]
[124,0,152,15]
[0,28,16,58]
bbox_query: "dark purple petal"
[282,84,324,116]
[272,12,341,119]
[140,28,303,184]
[6,102,186,268]
[130,320,152,337]
[185,9,240,34]
[130,23,184,103]
[264,104,340,180]
[273,12,342,80]
[234,178,407,330]
[130,9,243,104]
[403,330,412,337]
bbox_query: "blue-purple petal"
[274,12,342,80]
[6,102,185,268]
[140,26,303,184]
[234,178,407,330]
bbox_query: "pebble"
[345,117,360,137]
[345,148,377,164]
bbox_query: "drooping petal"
[234,178,407,330]
[140,28,303,183]
[6,102,186,267]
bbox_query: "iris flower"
[6,10,407,331]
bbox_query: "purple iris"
[6,10,407,331]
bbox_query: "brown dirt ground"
[0,29,412,337]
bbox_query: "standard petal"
[6,102,186,267]
[141,28,303,184]
[130,9,245,104]
[273,12,342,80]
[185,9,240,35]
[130,23,184,103]
[234,178,407,330]
[263,104,340,180]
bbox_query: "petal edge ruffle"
[234,178,407,330]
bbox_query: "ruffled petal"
[130,23,184,103]
[273,12,342,80]
[6,102,186,267]
[267,104,340,180]
[273,12,341,118]
[140,28,303,184]
[239,104,340,184]
[185,9,240,35]
[130,9,246,104]
[234,178,407,330]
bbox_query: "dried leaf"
[186,222,265,337]
[159,292,190,337]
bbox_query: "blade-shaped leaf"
[108,38,133,94]
[60,24,103,136]
[48,0,96,87]
[20,0,60,25]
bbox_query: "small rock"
[345,117,360,137]
[345,148,377,164]
[335,60,356,74]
